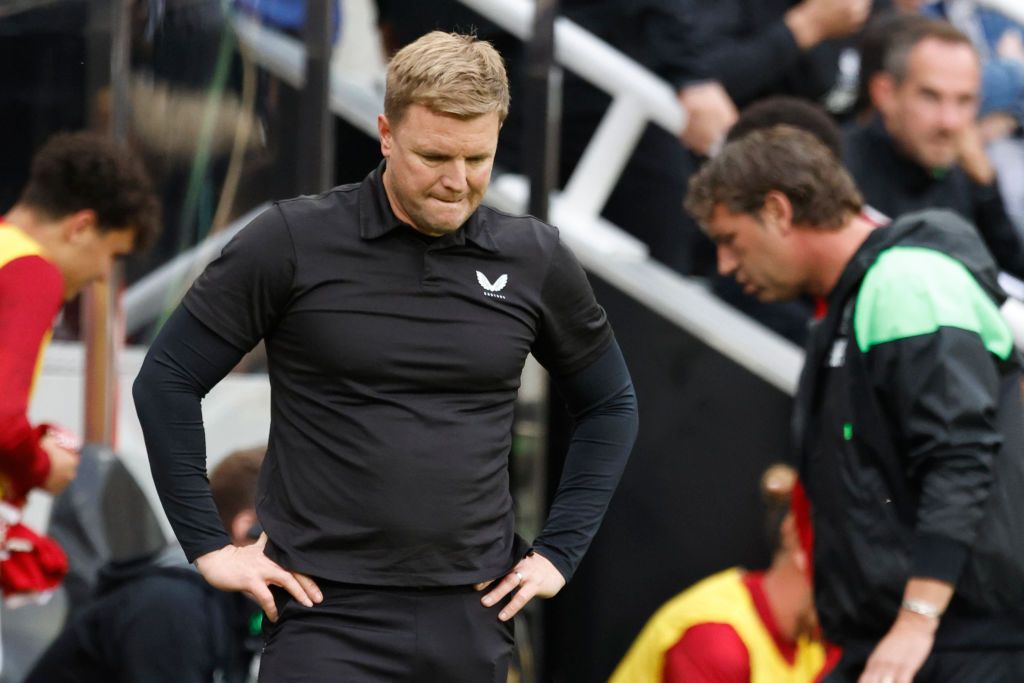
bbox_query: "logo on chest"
[476,271,508,299]
[827,338,847,368]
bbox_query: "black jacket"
[795,209,1024,652]
[843,117,1024,280]
[24,552,259,683]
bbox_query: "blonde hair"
[384,31,510,125]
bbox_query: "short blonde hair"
[384,31,510,125]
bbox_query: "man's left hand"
[477,551,566,622]
[858,610,937,683]
[956,123,996,185]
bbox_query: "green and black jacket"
[794,209,1024,652]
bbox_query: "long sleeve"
[0,255,63,500]
[698,14,803,105]
[854,246,1011,583]
[532,340,638,581]
[133,306,246,561]
[562,0,707,88]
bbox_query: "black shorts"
[259,581,515,682]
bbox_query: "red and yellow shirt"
[610,568,834,683]
[0,222,64,503]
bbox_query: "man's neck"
[761,558,810,642]
[4,206,59,261]
[803,213,878,298]
[5,206,37,231]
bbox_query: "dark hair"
[685,126,863,230]
[209,446,265,532]
[18,131,161,250]
[882,16,975,84]
[727,96,843,158]
[855,11,932,115]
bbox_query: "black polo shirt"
[183,163,613,585]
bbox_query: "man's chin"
[918,147,957,170]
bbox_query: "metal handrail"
[124,203,268,335]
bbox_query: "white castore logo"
[476,271,508,299]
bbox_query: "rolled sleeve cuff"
[911,532,971,584]
[183,533,233,565]
[530,543,572,584]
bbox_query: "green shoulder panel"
[854,246,1013,359]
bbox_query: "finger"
[499,582,537,622]
[896,667,915,683]
[255,532,268,551]
[292,570,323,604]
[473,580,494,592]
[268,566,314,607]
[250,582,279,623]
[481,571,522,607]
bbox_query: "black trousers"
[259,581,515,682]
[825,648,1024,683]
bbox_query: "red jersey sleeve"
[0,255,64,500]
[662,622,751,683]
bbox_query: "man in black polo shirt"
[133,31,638,681]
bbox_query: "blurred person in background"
[23,446,266,683]
[0,131,159,603]
[610,463,839,683]
[690,0,872,111]
[918,0,1024,229]
[687,125,1024,682]
[843,18,1024,279]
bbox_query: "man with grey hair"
[134,31,638,680]
[843,16,1024,280]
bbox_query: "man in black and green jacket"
[686,124,1024,683]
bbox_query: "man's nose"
[717,247,737,277]
[938,100,969,132]
[442,159,468,191]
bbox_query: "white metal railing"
[458,0,686,221]
[124,203,269,335]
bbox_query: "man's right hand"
[678,81,738,157]
[39,434,78,495]
[786,0,870,50]
[194,532,323,622]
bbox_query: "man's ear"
[378,113,394,159]
[62,209,98,244]
[870,73,896,117]
[762,190,794,234]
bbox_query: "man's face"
[705,203,803,302]
[878,38,980,170]
[62,225,135,299]
[379,104,500,236]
